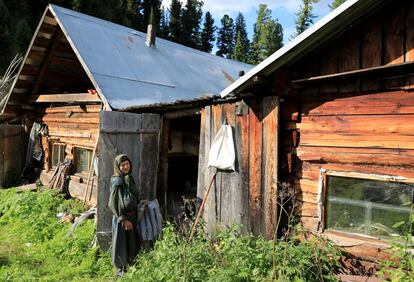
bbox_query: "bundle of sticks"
[48,161,71,194]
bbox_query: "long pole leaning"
[188,169,217,241]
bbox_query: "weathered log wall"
[38,104,100,205]
[198,97,279,239]
[276,0,414,260]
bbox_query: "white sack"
[207,124,235,171]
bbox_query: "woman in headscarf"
[108,154,141,276]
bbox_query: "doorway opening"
[164,114,200,221]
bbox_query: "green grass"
[0,187,115,281]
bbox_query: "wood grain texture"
[262,96,279,239]
[302,91,414,116]
[248,99,263,235]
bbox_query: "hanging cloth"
[207,124,235,171]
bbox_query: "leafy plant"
[0,187,114,281]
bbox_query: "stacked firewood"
[47,161,71,194]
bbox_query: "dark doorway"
[165,115,200,220]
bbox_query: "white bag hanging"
[207,124,235,171]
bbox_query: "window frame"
[320,169,414,240]
[73,146,93,175]
[50,142,66,168]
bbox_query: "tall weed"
[0,187,113,281]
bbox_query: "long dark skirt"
[112,214,138,269]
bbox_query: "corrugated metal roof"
[220,0,388,97]
[48,5,252,110]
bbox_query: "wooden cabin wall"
[198,97,279,239]
[37,104,100,205]
[276,0,414,260]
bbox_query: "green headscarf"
[113,154,135,191]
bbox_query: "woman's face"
[119,160,131,174]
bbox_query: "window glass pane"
[59,145,65,162]
[326,176,414,239]
[52,145,59,166]
[74,148,92,173]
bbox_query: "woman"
[108,154,141,276]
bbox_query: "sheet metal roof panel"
[220,0,385,97]
[93,73,213,110]
[50,5,252,109]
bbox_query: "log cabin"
[0,4,252,248]
[211,0,414,262]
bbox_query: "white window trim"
[317,169,414,237]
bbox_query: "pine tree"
[250,4,283,64]
[292,0,319,38]
[169,0,182,42]
[159,6,169,38]
[329,0,347,10]
[181,0,203,48]
[0,0,12,74]
[231,12,250,63]
[216,14,235,58]
[199,11,215,53]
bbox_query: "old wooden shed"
[213,0,414,260]
[0,5,252,247]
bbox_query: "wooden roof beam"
[292,60,414,86]
[28,93,101,103]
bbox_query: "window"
[74,147,93,174]
[324,173,414,239]
[51,143,65,167]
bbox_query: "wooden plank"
[218,103,234,226]
[299,201,318,217]
[140,114,160,200]
[300,134,414,150]
[45,105,101,114]
[48,136,97,148]
[299,113,414,132]
[295,178,319,196]
[302,91,414,116]
[203,106,216,234]
[197,109,206,201]
[43,112,100,124]
[361,14,382,69]
[300,216,319,232]
[337,30,360,93]
[248,98,263,235]
[235,101,250,233]
[321,163,414,179]
[298,146,414,167]
[212,105,222,224]
[262,96,279,239]
[406,0,414,62]
[29,93,101,103]
[383,2,405,65]
[319,43,338,94]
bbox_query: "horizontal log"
[42,112,100,124]
[46,122,99,131]
[299,114,414,134]
[48,136,97,148]
[321,163,414,179]
[300,216,318,232]
[302,91,414,116]
[295,178,319,196]
[45,105,101,114]
[300,134,414,150]
[48,130,93,138]
[297,146,414,167]
[298,201,318,217]
[30,93,101,103]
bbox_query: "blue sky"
[161,0,333,44]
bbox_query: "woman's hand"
[122,219,133,231]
